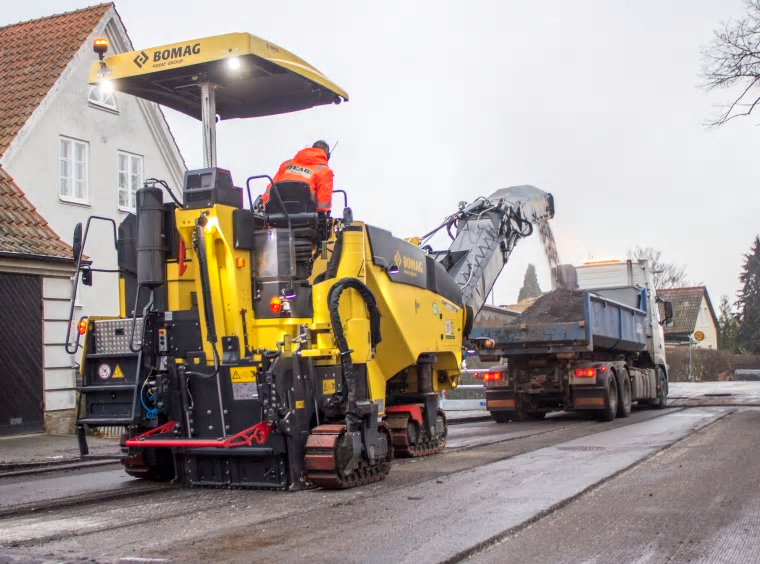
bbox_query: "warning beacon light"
[93,37,109,58]
[93,38,110,76]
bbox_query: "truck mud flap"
[572,387,606,410]
[485,390,516,411]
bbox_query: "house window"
[59,137,88,204]
[88,84,118,112]
[118,152,143,211]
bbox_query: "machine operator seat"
[265,181,318,220]
[265,181,327,278]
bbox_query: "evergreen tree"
[718,294,738,352]
[517,264,542,302]
[736,236,760,354]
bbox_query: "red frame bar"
[125,420,274,449]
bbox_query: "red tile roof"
[0,3,112,157]
[0,4,111,261]
[0,166,72,259]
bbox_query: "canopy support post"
[200,82,217,168]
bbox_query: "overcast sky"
[3,0,757,310]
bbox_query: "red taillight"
[77,319,88,335]
[575,368,597,378]
[483,371,503,382]
[269,296,282,314]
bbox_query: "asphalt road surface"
[1,406,758,564]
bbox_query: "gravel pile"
[513,288,586,324]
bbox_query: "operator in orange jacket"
[263,140,334,213]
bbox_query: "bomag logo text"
[403,256,423,273]
[152,43,201,64]
[394,250,423,275]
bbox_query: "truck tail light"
[575,368,596,378]
[77,319,88,335]
[483,371,502,382]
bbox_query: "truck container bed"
[470,291,647,355]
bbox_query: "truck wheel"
[596,376,618,422]
[617,369,632,418]
[490,411,511,423]
[651,368,668,409]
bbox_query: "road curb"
[448,414,492,425]
[0,459,119,478]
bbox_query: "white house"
[0,3,184,435]
[656,287,720,350]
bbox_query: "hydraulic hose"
[193,213,218,348]
[192,215,221,373]
[190,213,225,435]
[327,278,382,432]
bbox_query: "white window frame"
[59,137,89,205]
[87,84,118,113]
[118,151,144,212]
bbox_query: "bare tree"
[702,0,760,127]
[628,246,692,289]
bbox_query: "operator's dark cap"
[312,140,330,159]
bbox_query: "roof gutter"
[0,251,75,264]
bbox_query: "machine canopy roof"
[88,32,348,120]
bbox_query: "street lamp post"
[688,331,705,382]
[688,337,695,381]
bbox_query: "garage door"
[0,273,43,435]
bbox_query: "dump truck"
[469,260,674,422]
[65,32,556,489]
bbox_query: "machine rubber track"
[385,408,448,457]
[303,423,393,489]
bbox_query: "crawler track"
[386,408,448,457]
[304,423,393,488]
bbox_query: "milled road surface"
[0,410,594,517]
[466,408,760,564]
[0,407,754,563]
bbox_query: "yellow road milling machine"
[66,33,555,490]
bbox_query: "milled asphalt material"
[165,407,729,564]
[0,408,724,563]
[0,465,145,516]
[1,380,755,471]
[467,407,760,564]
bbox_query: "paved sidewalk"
[668,381,760,406]
[0,433,121,471]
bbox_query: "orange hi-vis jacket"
[263,147,334,212]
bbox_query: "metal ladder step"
[77,417,134,426]
[79,385,135,393]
